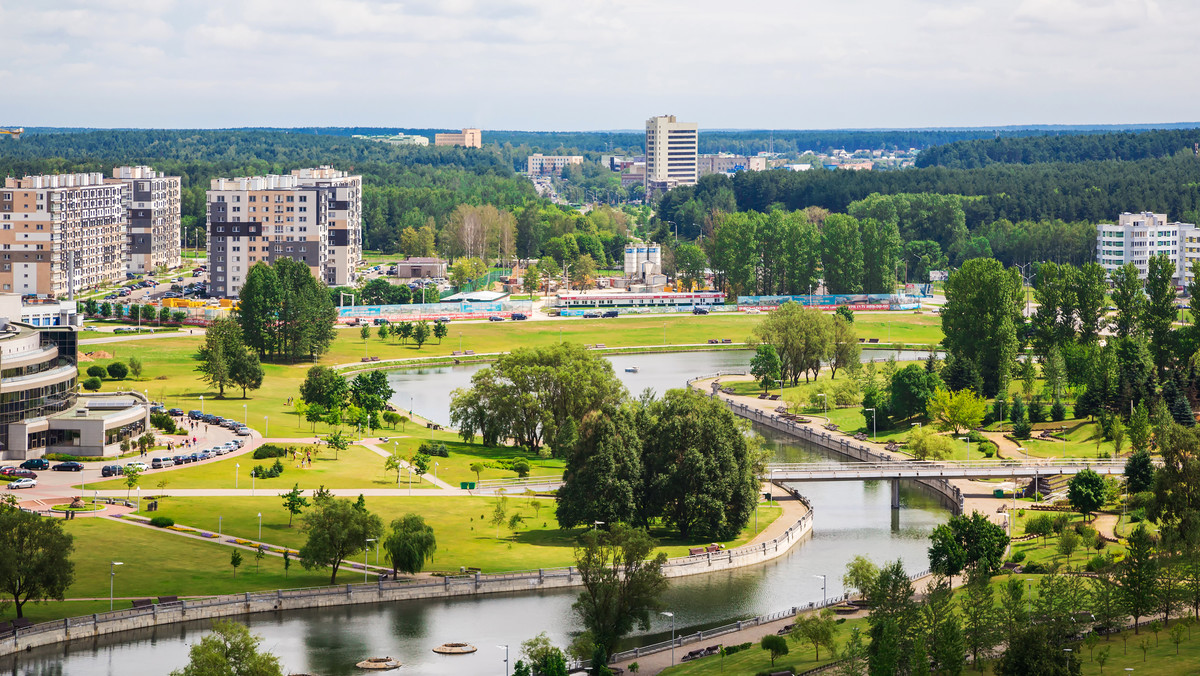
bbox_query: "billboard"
[337,300,533,323]
[735,294,920,312]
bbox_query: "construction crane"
[0,128,24,139]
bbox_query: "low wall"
[0,499,813,657]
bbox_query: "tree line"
[916,127,1200,169]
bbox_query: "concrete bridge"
[765,459,1126,509]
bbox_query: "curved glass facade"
[0,340,77,453]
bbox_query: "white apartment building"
[111,166,181,273]
[526,154,584,176]
[1096,212,1196,286]
[0,173,126,297]
[206,167,362,297]
[697,154,768,177]
[645,115,698,193]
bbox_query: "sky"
[1,0,1196,131]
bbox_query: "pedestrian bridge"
[765,459,1126,509]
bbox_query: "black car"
[488,315,504,322]
[172,455,191,465]
[511,313,527,321]
[20,459,50,470]
[692,307,709,315]
[583,311,601,319]
[168,408,184,417]
[52,461,84,472]
[101,465,125,477]
[435,317,451,324]
[602,310,619,318]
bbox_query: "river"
[7,350,946,675]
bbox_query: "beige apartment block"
[645,115,698,193]
[697,154,768,176]
[434,128,482,148]
[292,167,362,287]
[0,173,125,297]
[526,154,584,175]
[206,166,362,297]
[110,166,181,273]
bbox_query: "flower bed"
[50,504,106,513]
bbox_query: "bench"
[464,350,475,355]
[370,356,380,362]
[157,595,180,605]
[706,544,721,553]
[777,623,795,635]
[131,598,154,609]
[720,339,732,344]
[452,350,463,356]
[708,339,718,344]
[688,547,706,556]
[769,394,780,400]
[12,618,32,630]
[867,338,879,344]
[758,394,768,399]
[858,338,865,342]
[595,343,606,348]
[361,357,372,362]
[0,621,12,636]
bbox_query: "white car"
[7,477,36,489]
[125,462,149,472]
[744,308,762,314]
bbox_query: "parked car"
[488,315,504,322]
[189,453,203,463]
[692,307,709,315]
[435,316,451,324]
[167,408,184,417]
[229,439,245,448]
[20,459,50,470]
[196,451,213,460]
[372,318,389,325]
[583,311,601,319]
[52,461,84,472]
[7,478,36,490]
[151,458,175,469]
[511,313,527,321]
[2,469,37,480]
[236,427,251,437]
[602,310,619,318]
[172,455,191,465]
[125,462,149,472]
[100,465,125,477]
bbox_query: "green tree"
[928,511,1010,583]
[1067,468,1106,517]
[360,325,370,342]
[195,317,244,397]
[792,609,837,661]
[859,217,903,293]
[107,361,128,380]
[960,569,1001,672]
[1073,262,1109,343]
[1144,253,1178,370]
[86,365,107,379]
[433,320,448,344]
[760,633,789,666]
[995,626,1081,676]
[230,549,243,578]
[299,365,349,410]
[1148,425,1200,548]
[298,497,384,584]
[750,344,782,393]
[890,364,942,420]
[383,447,407,485]
[570,253,597,290]
[522,266,540,296]
[753,302,832,385]
[941,259,1022,396]
[555,405,644,529]
[82,376,102,391]
[571,524,668,659]
[1127,402,1151,453]
[829,315,861,380]
[280,483,309,527]
[124,465,142,499]
[382,513,437,576]
[229,348,264,399]
[168,620,283,676]
[1110,262,1146,339]
[866,560,919,675]
[0,505,75,618]
[1125,448,1155,494]
[469,462,485,483]
[412,321,430,349]
[1122,524,1159,632]
[128,355,143,379]
[821,214,864,294]
[926,387,987,435]
[842,555,879,599]
[907,425,955,461]
[673,242,707,291]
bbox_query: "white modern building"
[526,154,584,176]
[1096,212,1196,285]
[112,165,182,273]
[697,154,768,177]
[645,115,698,193]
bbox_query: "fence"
[439,268,512,299]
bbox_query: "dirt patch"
[87,350,114,360]
[78,353,94,362]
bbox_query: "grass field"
[80,312,943,440]
[659,617,866,676]
[139,495,783,574]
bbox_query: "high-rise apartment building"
[434,129,482,148]
[205,167,361,297]
[1096,211,1196,286]
[0,173,125,297]
[645,115,698,193]
[111,166,181,273]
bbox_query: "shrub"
[512,459,531,478]
[1050,399,1067,422]
[1129,507,1147,523]
[86,365,107,379]
[1009,551,1026,563]
[1085,555,1111,573]
[150,516,175,528]
[252,444,288,460]
[418,441,450,458]
[82,377,102,391]
[106,362,129,380]
[150,411,178,434]
[722,642,754,656]
[1023,562,1045,574]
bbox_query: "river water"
[8,350,946,676]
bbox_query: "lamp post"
[661,611,676,665]
[257,512,262,541]
[219,515,223,537]
[434,462,439,484]
[235,463,239,489]
[365,537,376,582]
[199,395,204,414]
[959,436,970,467]
[498,645,510,676]
[864,408,876,441]
[109,561,124,610]
[814,574,827,607]
[816,392,827,417]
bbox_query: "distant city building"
[352,133,429,146]
[434,129,482,148]
[526,154,584,175]
[1,173,125,297]
[111,166,181,274]
[1097,211,1196,286]
[396,257,447,279]
[697,154,768,177]
[644,115,697,193]
[206,166,362,297]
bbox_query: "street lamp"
[660,611,676,665]
[434,462,439,484]
[110,561,124,610]
[199,394,204,414]
[814,574,827,607]
[235,463,239,489]
[219,515,223,537]
[864,408,876,442]
[959,436,970,467]
[257,512,262,540]
[816,392,827,417]
[498,645,510,676]
[365,537,376,582]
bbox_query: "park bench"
[758,394,768,399]
[720,338,732,344]
[0,621,12,636]
[688,547,706,556]
[703,645,721,656]
[769,394,780,400]
[854,432,869,441]
[157,596,180,605]
[451,350,463,356]
[595,343,606,348]
[131,599,154,609]
[464,350,475,355]
[11,618,32,630]
[858,338,865,342]
[682,649,706,661]
[777,623,795,635]
[371,356,380,362]
[708,339,718,344]
[361,357,372,362]
[868,338,879,344]
[824,423,840,431]
[705,544,721,553]
[885,441,900,453]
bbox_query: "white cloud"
[2,0,1199,129]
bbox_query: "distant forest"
[916,128,1200,168]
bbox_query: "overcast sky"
[1,0,1195,131]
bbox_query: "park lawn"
[139,496,783,574]
[84,444,403,491]
[376,435,567,485]
[659,616,867,676]
[1011,420,1110,460]
[0,517,335,624]
[852,311,944,346]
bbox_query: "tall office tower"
[205,167,362,297]
[111,166,182,273]
[644,115,698,194]
[0,173,125,297]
